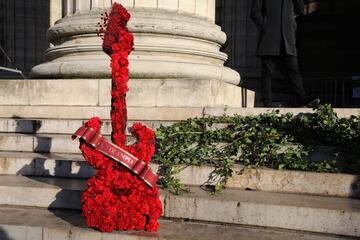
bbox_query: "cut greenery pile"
[153,105,360,194]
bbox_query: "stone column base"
[0,78,254,109]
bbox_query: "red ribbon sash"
[72,126,158,188]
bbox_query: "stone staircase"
[0,109,360,239]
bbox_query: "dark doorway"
[0,0,50,78]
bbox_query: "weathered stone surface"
[227,167,360,198]
[0,175,359,236]
[0,78,247,108]
[162,186,360,236]
[1,105,358,122]
[0,105,204,121]
[0,151,359,198]
[0,224,43,240]
[0,79,100,106]
[0,205,348,240]
[0,106,112,120]
[0,156,36,175]
[32,7,230,80]
[0,133,82,153]
[204,107,360,118]
[0,134,33,152]
[0,118,174,135]
[29,79,100,106]
[101,78,245,108]
[0,80,29,105]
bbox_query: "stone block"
[28,79,99,106]
[33,135,79,153]
[69,228,102,240]
[127,107,204,121]
[0,157,35,175]
[0,176,360,236]
[196,198,239,223]
[95,77,245,108]
[227,168,360,198]
[50,0,62,26]
[1,72,245,109]
[35,158,95,179]
[125,78,243,108]
[336,108,360,118]
[0,224,43,240]
[9,119,39,133]
[163,194,197,219]
[179,0,195,14]
[158,0,178,11]
[99,79,111,106]
[121,0,135,8]
[0,105,203,122]
[174,165,217,186]
[36,119,82,134]
[0,205,352,240]
[0,134,33,152]
[43,227,71,240]
[0,106,111,120]
[134,0,157,8]
[0,119,8,132]
[195,0,209,17]
[1,150,359,198]
[0,185,58,208]
[221,82,244,108]
[0,80,29,105]
[101,233,142,240]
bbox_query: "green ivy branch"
[152,105,360,194]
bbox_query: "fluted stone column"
[31,0,251,108]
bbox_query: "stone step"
[0,175,359,236]
[1,151,359,198]
[0,206,349,240]
[0,117,175,134]
[0,133,86,153]
[0,151,94,179]
[0,132,145,154]
[0,106,204,120]
[1,105,359,120]
[204,107,360,118]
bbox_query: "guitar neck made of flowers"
[98,3,134,147]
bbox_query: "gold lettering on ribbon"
[72,126,158,188]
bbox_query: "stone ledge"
[0,78,245,108]
[0,106,204,120]
[0,206,346,240]
[0,176,358,236]
[0,118,176,134]
[0,133,86,154]
[0,151,359,198]
[1,106,359,121]
[205,107,360,118]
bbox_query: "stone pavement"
[0,205,353,240]
[0,175,359,237]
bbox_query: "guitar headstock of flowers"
[96,3,131,56]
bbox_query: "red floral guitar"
[72,3,162,232]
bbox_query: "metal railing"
[0,45,26,79]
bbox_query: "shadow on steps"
[0,227,13,240]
